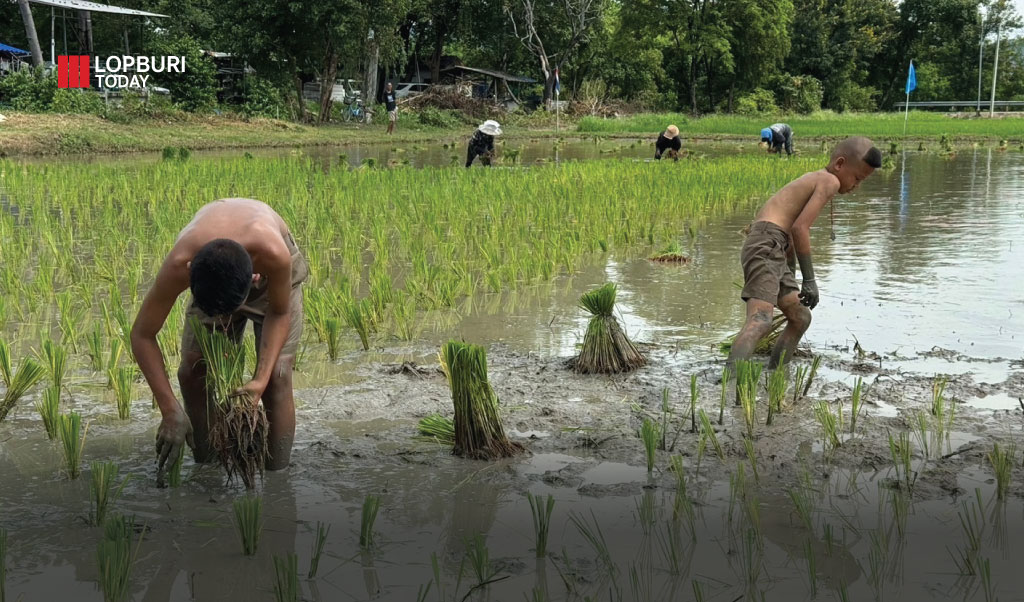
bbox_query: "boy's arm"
[232,248,292,404]
[790,174,840,309]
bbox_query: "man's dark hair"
[190,239,253,316]
[864,147,883,168]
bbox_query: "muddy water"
[2,149,1024,601]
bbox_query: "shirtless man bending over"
[726,136,882,372]
[130,198,309,486]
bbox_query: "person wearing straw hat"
[467,119,502,167]
[655,124,682,160]
[760,123,794,156]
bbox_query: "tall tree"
[504,0,608,104]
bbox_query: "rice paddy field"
[578,112,1024,141]
[0,141,1023,602]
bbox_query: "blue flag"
[905,61,916,95]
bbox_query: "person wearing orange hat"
[655,124,682,161]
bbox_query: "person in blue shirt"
[761,123,794,156]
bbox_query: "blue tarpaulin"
[0,43,30,56]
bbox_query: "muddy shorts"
[740,221,800,305]
[181,232,309,361]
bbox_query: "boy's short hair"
[831,136,882,169]
[190,239,253,316]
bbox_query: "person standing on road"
[761,123,794,156]
[384,82,398,135]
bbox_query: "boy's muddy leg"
[726,299,776,371]
[261,354,296,470]
[769,292,811,369]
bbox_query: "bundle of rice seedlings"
[648,241,691,264]
[96,514,142,602]
[37,339,68,391]
[359,494,381,550]
[189,318,267,489]
[0,340,46,422]
[572,283,646,374]
[109,365,136,421]
[440,341,523,460]
[273,553,299,602]
[417,413,455,445]
[718,314,786,355]
[167,445,186,488]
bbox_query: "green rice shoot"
[109,365,136,421]
[90,461,129,526]
[0,351,46,423]
[58,411,87,479]
[417,413,455,445]
[526,492,555,558]
[36,384,61,439]
[307,521,330,579]
[273,553,299,602]
[232,495,263,556]
[360,494,381,550]
[96,514,142,602]
[37,338,68,391]
[640,418,658,474]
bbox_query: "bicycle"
[342,96,364,122]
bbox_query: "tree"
[504,0,608,104]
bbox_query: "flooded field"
[0,148,1022,601]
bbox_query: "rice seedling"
[718,365,730,424]
[417,413,455,445]
[440,340,523,460]
[341,297,372,351]
[719,314,785,355]
[90,461,129,526]
[0,350,45,422]
[360,493,381,550]
[698,409,724,460]
[304,521,330,579]
[464,533,497,586]
[272,553,299,602]
[743,437,760,484]
[34,384,61,439]
[96,514,142,602]
[569,511,618,593]
[86,326,105,372]
[670,456,696,537]
[189,318,266,489]
[802,355,821,397]
[804,539,818,597]
[108,365,136,421]
[792,365,808,404]
[813,402,840,456]
[948,493,984,576]
[979,557,997,602]
[765,357,787,426]
[58,411,87,479]
[56,292,85,352]
[889,487,910,538]
[736,360,761,437]
[166,444,185,488]
[931,376,955,435]
[640,418,659,473]
[37,338,68,391]
[849,377,864,435]
[324,317,341,360]
[987,442,1015,500]
[105,339,124,388]
[572,283,645,374]
[526,492,555,558]
[888,430,915,492]
[687,374,698,433]
[628,561,655,602]
[232,496,263,556]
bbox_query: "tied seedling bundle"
[648,240,691,264]
[189,318,267,489]
[573,283,646,374]
[719,314,787,355]
[439,340,523,460]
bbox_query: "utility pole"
[976,9,985,114]
[989,16,1002,117]
[17,0,44,67]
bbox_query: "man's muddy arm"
[130,261,187,417]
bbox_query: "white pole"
[903,91,910,136]
[977,9,985,114]
[50,8,55,65]
[989,18,1002,117]
[556,85,559,132]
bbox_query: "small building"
[439,65,537,107]
[0,43,30,76]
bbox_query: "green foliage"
[240,77,289,119]
[417,107,463,128]
[770,75,823,114]
[52,89,106,115]
[735,88,779,116]
[0,67,57,111]
[146,33,219,112]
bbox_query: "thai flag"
[554,67,560,95]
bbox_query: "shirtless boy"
[130,198,308,485]
[726,137,882,371]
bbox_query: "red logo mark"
[57,55,91,88]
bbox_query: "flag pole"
[903,90,910,136]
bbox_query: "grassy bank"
[578,112,1024,141]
